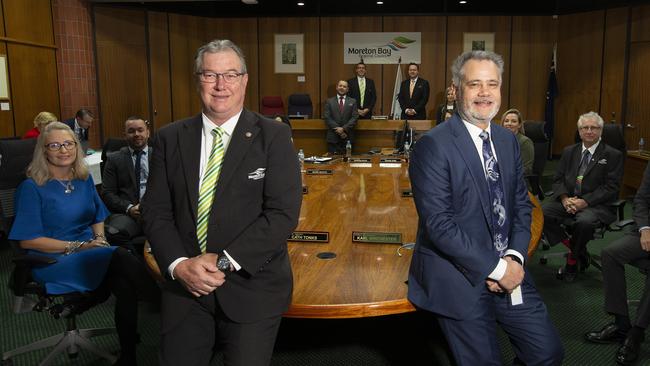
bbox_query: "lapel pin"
[245,132,252,138]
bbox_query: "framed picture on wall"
[274,34,304,74]
[0,55,9,99]
[463,33,495,53]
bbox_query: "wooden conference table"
[144,156,543,319]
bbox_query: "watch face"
[217,256,230,271]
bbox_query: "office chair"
[0,139,117,366]
[261,95,284,116]
[523,120,550,201]
[100,138,128,179]
[0,138,36,243]
[287,93,313,118]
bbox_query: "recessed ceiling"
[89,0,648,17]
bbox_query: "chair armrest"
[12,254,58,267]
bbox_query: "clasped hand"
[174,253,226,297]
[562,196,588,215]
[486,257,524,294]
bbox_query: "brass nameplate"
[380,158,403,163]
[306,169,333,175]
[349,158,371,163]
[289,231,329,242]
[352,231,402,244]
[302,186,308,194]
[401,189,413,197]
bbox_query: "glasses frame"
[196,71,245,84]
[579,125,602,132]
[45,140,77,152]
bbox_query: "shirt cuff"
[504,249,525,266]
[639,226,650,233]
[488,258,507,281]
[125,204,134,214]
[168,257,189,280]
[223,250,242,271]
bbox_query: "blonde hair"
[27,122,89,185]
[501,108,525,134]
[33,111,58,129]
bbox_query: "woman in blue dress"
[10,122,155,365]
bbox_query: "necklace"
[55,179,75,194]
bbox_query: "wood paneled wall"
[625,4,650,151]
[0,0,59,138]
[94,6,150,140]
[91,4,650,156]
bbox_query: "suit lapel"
[212,110,260,204]
[449,117,492,223]
[179,115,203,221]
[122,148,136,187]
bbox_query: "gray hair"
[577,111,604,128]
[194,39,247,75]
[451,50,504,89]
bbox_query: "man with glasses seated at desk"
[542,111,623,282]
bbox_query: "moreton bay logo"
[347,36,416,59]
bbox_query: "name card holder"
[289,231,329,243]
[352,231,402,244]
[306,169,333,175]
[400,189,413,197]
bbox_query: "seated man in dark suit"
[542,111,623,281]
[64,109,93,144]
[102,116,151,251]
[323,80,359,154]
[586,162,650,365]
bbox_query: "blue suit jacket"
[407,113,532,320]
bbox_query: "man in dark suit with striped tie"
[323,80,359,154]
[142,39,302,366]
[542,111,623,281]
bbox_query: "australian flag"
[544,44,558,139]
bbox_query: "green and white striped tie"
[197,127,224,253]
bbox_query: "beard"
[457,92,500,126]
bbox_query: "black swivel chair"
[287,93,313,118]
[100,138,128,180]
[523,120,550,201]
[0,139,117,366]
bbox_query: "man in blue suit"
[408,50,564,365]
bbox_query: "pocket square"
[597,159,607,165]
[248,168,266,180]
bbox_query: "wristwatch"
[217,253,232,271]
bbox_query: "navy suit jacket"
[398,78,430,120]
[63,118,88,141]
[407,114,531,320]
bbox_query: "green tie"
[197,127,225,253]
[359,78,365,107]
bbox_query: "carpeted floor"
[1,165,649,365]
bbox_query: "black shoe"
[616,336,641,365]
[585,323,628,344]
[564,264,578,282]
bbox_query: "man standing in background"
[347,62,377,119]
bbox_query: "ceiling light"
[377,1,384,4]
[241,0,258,4]
[297,2,305,5]
[459,0,467,3]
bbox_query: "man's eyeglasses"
[45,141,77,151]
[197,71,244,84]
[579,126,602,132]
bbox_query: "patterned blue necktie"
[479,131,509,257]
[574,150,591,196]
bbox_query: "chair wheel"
[67,352,79,359]
[556,267,565,280]
[539,257,548,265]
[2,358,14,366]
